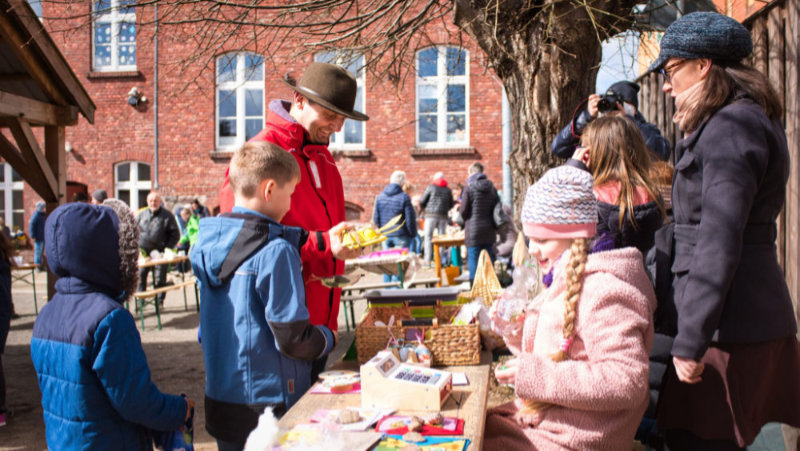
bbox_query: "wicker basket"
[355,304,481,366]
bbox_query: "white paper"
[451,372,469,386]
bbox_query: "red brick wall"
[31,3,503,225]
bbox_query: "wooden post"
[43,125,65,300]
[784,0,800,334]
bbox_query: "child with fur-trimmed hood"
[30,201,193,450]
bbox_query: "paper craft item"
[375,435,470,451]
[309,407,394,431]
[375,415,464,436]
[451,372,469,386]
[309,381,361,394]
[275,423,382,451]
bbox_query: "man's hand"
[587,93,601,118]
[329,222,361,260]
[673,356,704,384]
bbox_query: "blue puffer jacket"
[191,207,334,443]
[373,183,417,238]
[30,203,187,450]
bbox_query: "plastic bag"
[152,406,194,451]
[491,263,540,338]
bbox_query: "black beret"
[648,12,752,73]
[606,81,640,109]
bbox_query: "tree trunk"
[454,0,636,214]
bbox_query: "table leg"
[434,243,443,287]
[31,268,38,315]
[397,262,404,289]
[349,298,356,330]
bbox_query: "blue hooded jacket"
[191,207,334,443]
[373,183,417,238]
[30,203,187,450]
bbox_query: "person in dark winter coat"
[649,12,800,449]
[419,171,454,264]
[28,201,46,269]
[0,232,13,428]
[137,191,180,303]
[551,81,671,162]
[458,162,498,282]
[373,171,417,282]
[30,201,193,450]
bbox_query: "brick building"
[7,1,504,230]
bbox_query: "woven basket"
[355,304,481,366]
[469,249,502,307]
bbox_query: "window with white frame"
[416,46,469,146]
[216,53,265,150]
[115,161,151,210]
[0,164,24,230]
[92,0,136,71]
[314,51,366,149]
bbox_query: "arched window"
[216,52,265,150]
[415,46,469,146]
[114,161,151,210]
[92,0,136,71]
[314,51,366,149]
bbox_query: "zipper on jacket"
[300,151,337,328]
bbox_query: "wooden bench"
[132,277,198,330]
[340,281,400,331]
[405,276,441,288]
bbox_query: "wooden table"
[432,236,465,286]
[134,255,197,330]
[345,253,412,288]
[12,262,40,314]
[279,351,492,450]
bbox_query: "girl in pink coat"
[485,165,656,450]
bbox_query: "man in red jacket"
[219,62,367,380]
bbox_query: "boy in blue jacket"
[191,141,336,450]
[30,200,193,450]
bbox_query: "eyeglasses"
[659,59,687,83]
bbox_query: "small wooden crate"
[355,303,480,366]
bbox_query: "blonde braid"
[523,238,589,415]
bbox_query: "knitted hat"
[606,81,640,109]
[521,165,597,239]
[648,12,752,72]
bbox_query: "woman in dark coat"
[649,12,800,449]
[0,231,14,426]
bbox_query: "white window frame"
[92,0,137,72]
[0,164,24,229]
[114,161,152,211]
[313,51,367,150]
[215,52,265,151]
[415,46,470,147]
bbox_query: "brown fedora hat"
[283,62,369,121]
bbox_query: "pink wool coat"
[484,248,656,450]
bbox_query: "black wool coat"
[669,97,796,361]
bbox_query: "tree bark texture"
[453,0,636,214]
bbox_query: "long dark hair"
[683,62,782,132]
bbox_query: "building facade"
[9,1,504,230]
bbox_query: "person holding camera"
[552,81,671,162]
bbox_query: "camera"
[597,91,622,113]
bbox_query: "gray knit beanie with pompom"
[103,198,139,300]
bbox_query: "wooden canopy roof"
[0,0,95,203]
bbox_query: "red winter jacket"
[219,100,345,331]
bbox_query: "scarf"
[672,79,706,133]
[541,232,615,288]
